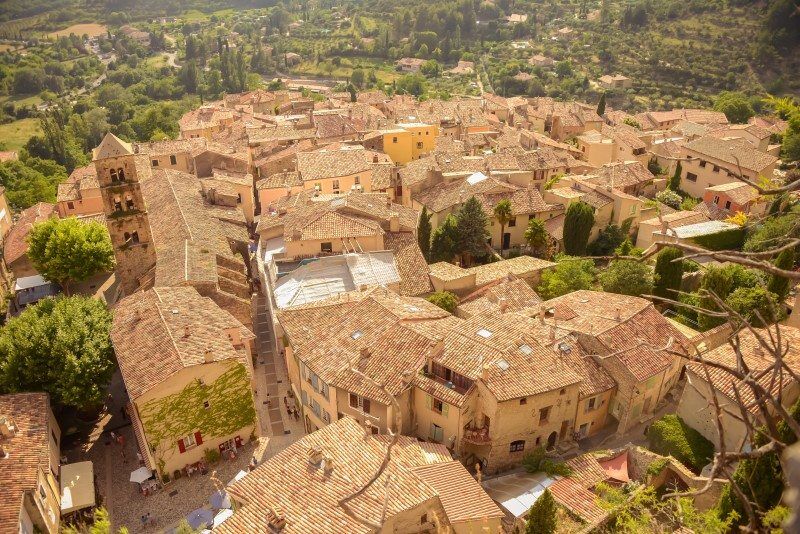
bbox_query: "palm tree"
[493,199,513,252]
[524,217,549,258]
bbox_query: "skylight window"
[519,344,533,355]
[496,359,510,371]
[477,328,493,338]
[351,330,363,340]
[558,342,572,354]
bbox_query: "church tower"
[93,133,156,295]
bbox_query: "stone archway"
[547,431,557,450]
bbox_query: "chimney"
[538,304,546,325]
[307,447,323,466]
[614,308,621,322]
[389,213,400,232]
[183,326,191,338]
[499,298,508,314]
[481,364,491,381]
[204,349,214,363]
[266,510,286,533]
[292,228,302,240]
[359,347,370,368]
[0,417,16,439]
[323,455,334,475]
[549,326,556,342]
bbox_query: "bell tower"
[93,133,156,295]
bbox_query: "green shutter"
[425,394,432,409]
[442,403,449,417]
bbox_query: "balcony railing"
[462,423,491,445]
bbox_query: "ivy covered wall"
[138,360,256,474]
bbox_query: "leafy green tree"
[536,257,596,300]
[427,291,458,313]
[668,161,682,191]
[563,201,594,256]
[493,199,513,252]
[418,206,433,262]
[62,507,129,534]
[596,92,606,116]
[180,60,199,93]
[654,247,684,302]
[456,196,489,264]
[698,266,734,330]
[27,218,115,295]
[420,60,441,77]
[430,214,459,263]
[525,488,557,534]
[766,248,795,301]
[726,286,781,326]
[350,68,366,88]
[0,296,115,411]
[744,209,800,252]
[587,221,631,256]
[599,260,654,296]
[524,218,549,257]
[713,91,755,124]
[0,158,66,209]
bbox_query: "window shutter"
[349,393,358,408]
[442,403,449,417]
[363,398,371,414]
[195,431,203,445]
[429,423,436,439]
[178,439,186,454]
[425,395,432,409]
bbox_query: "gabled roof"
[111,287,253,400]
[684,136,778,172]
[219,417,499,533]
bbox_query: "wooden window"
[725,201,731,210]
[131,232,140,244]
[587,397,596,412]
[713,195,720,205]
[67,201,74,210]
[520,397,527,405]
[170,155,177,165]
[510,440,525,452]
[508,217,516,227]
[349,393,359,409]
[686,172,698,182]
[178,432,202,453]
[152,160,159,167]
[539,406,551,425]
[321,242,333,253]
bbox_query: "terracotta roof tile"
[4,202,56,265]
[0,393,53,534]
[111,287,253,400]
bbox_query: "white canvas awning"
[130,466,153,484]
[60,461,96,513]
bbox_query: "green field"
[0,118,41,151]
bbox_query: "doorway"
[547,431,557,450]
[502,233,511,250]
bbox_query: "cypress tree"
[417,206,432,262]
[668,161,682,191]
[654,246,684,302]
[563,201,594,256]
[525,488,557,534]
[596,92,606,116]
[456,196,490,264]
